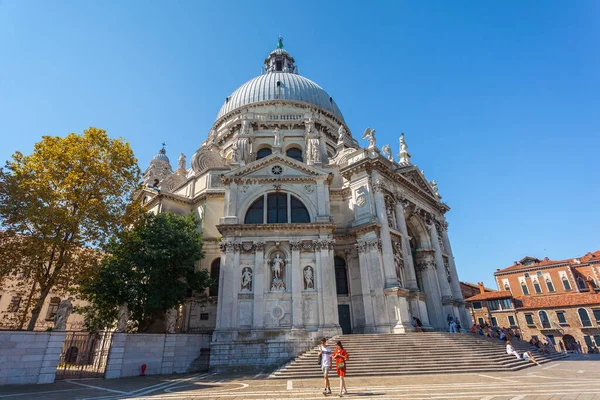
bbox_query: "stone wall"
[105,333,211,379]
[209,337,319,372]
[0,331,65,385]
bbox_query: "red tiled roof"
[517,292,600,310]
[460,281,496,292]
[495,249,600,274]
[465,290,512,302]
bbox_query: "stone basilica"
[140,39,469,368]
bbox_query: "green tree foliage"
[81,212,210,332]
[0,128,141,330]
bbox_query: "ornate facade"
[140,39,469,367]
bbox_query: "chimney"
[478,282,486,294]
[585,279,596,293]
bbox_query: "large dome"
[216,72,344,121]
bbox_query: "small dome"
[217,72,344,121]
[152,145,170,162]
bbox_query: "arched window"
[504,284,510,291]
[267,193,287,223]
[286,148,303,162]
[546,279,555,292]
[209,259,221,297]
[539,310,551,329]
[45,297,61,321]
[334,257,349,295]
[521,282,529,295]
[533,279,542,294]
[256,148,272,160]
[588,277,598,289]
[562,276,572,291]
[578,277,587,290]
[244,193,310,224]
[579,308,592,327]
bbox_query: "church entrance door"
[338,304,352,334]
[563,334,577,351]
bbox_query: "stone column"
[394,198,418,289]
[319,238,340,335]
[291,241,303,329]
[365,238,392,332]
[428,222,454,318]
[231,243,241,328]
[372,182,399,288]
[314,242,326,328]
[439,225,471,328]
[215,241,234,336]
[356,242,376,332]
[252,242,265,330]
[415,250,445,329]
[346,248,366,333]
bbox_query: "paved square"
[0,355,599,399]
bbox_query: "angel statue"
[430,180,441,198]
[381,144,393,161]
[362,127,376,150]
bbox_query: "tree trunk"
[27,284,52,331]
[18,280,37,330]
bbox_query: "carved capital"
[253,241,265,251]
[290,241,302,251]
[232,241,242,252]
[355,241,368,254]
[219,241,234,253]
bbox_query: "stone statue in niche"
[116,302,128,332]
[231,142,240,164]
[241,267,253,292]
[303,266,314,290]
[53,297,73,331]
[273,127,282,147]
[270,254,286,291]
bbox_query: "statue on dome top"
[178,153,186,170]
[277,36,284,49]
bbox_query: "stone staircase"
[269,332,567,379]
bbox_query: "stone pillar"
[346,248,366,333]
[394,199,418,289]
[315,181,329,222]
[231,243,241,328]
[415,250,445,329]
[372,183,399,288]
[428,222,454,318]
[440,224,471,328]
[314,242,326,328]
[356,242,376,332]
[252,242,265,330]
[215,241,234,333]
[365,238,392,332]
[318,238,340,335]
[291,241,303,328]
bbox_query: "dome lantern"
[263,36,297,74]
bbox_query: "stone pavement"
[0,355,599,400]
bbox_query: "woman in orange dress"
[332,340,349,397]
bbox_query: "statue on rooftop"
[362,127,376,150]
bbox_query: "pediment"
[222,153,329,182]
[398,167,437,199]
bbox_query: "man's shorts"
[321,365,330,376]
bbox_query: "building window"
[536,271,543,277]
[594,335,600,347]
[504,284,510,291]
[589,278,598,289]
[477,318,485,326]
[472,302,482,310]
[521,282,530,295]
[334,257,349,296]
[562,277,572,291]
[286,148,303,162]
[577,277,587,290]
[244,193,310,224]
[547,335,556,345]
[533,280,542,294]
[256,148,272,160]
[8,296,21,312]
[524,273,530,278]
[578,308,592,327]
[209,259,221,297]
[500,299,513,310]
[245,197,265,224]
[539,310,551,329]
[507,315,516,326]
[487,300,500,311]
[267,193,287,223]
[45,297,61,321]
[525,314,535,326]
[556,311,567,324]
[491,316,498,327]
[546,279,555,292]
[593,309,600,323]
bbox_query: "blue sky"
[1,1,598,287]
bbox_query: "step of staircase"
[269,332,568,379]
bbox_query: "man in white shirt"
[318,338,332,394]
[506,340,521,359]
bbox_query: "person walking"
[333,341,349,397]
[318,338,333,395]
[412,317,423,332]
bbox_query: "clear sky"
[1,1,598,288]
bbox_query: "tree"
[0,128,141,330]
[80,212,210,333]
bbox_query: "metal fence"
[55,331,112,380]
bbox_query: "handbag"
[338,361,345,369]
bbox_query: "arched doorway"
[563,334,577,351]
[334,256,351,334]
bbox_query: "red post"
[141,363,147,376]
